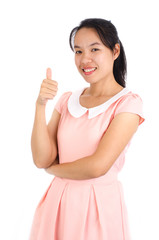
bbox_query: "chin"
[83,76,99,84]
[82,78,95,84]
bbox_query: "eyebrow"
[74,42,101,49]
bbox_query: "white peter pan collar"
[68,87,130,119]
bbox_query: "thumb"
[46,68,52,80]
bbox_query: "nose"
[81,52,92,65]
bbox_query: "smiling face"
[74,27,120,85]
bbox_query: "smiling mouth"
[82,67,97,73]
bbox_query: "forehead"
[74,27,103,47]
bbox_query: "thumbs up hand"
[37,68,58,105]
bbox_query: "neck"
[86,76,123,97]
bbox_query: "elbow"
[91,155,109,178]
[31,146,58,169]
[92,167,106,178]
[33,160,46,169]
[32,154,55,169]
[34,160,54,169]
[93,166,108,178]
[33,158,49,169]
[90,162,102,179]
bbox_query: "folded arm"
[45,113,140,180]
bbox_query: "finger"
[41,88,57,96]
[41,81,58,92]
[42,85,58,92]
[46,68,52,80]
[43,78,58,86]
[40,92,57,100]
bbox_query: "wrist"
[36,99,46,108]
[36,96,48,107]
[35,101,46,118]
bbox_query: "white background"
[0,0,158,239]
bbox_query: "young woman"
[30,18,144,240]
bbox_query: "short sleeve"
[54,91,72,114]
[114,93,145,125]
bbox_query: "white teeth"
[83,68,96,72]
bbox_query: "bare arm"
[45,113,140,179]
[31,68,60,168]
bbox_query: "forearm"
[45,155,99,180]
[31,103,57,168]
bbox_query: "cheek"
[100,54,114,69]
[75,56,79,68]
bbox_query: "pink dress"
[29,87,144,240]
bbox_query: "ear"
[113,43,120,60]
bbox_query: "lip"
[82,67,97,75]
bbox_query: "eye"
[92,48,99,52]
[75,50,82,54]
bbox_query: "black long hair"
[69,18,127,87]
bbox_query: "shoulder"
[118,91,143,102]
[58,91,72,100]
[114,91,144,125]
[54,91,72,114]
[116,91,143,110]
